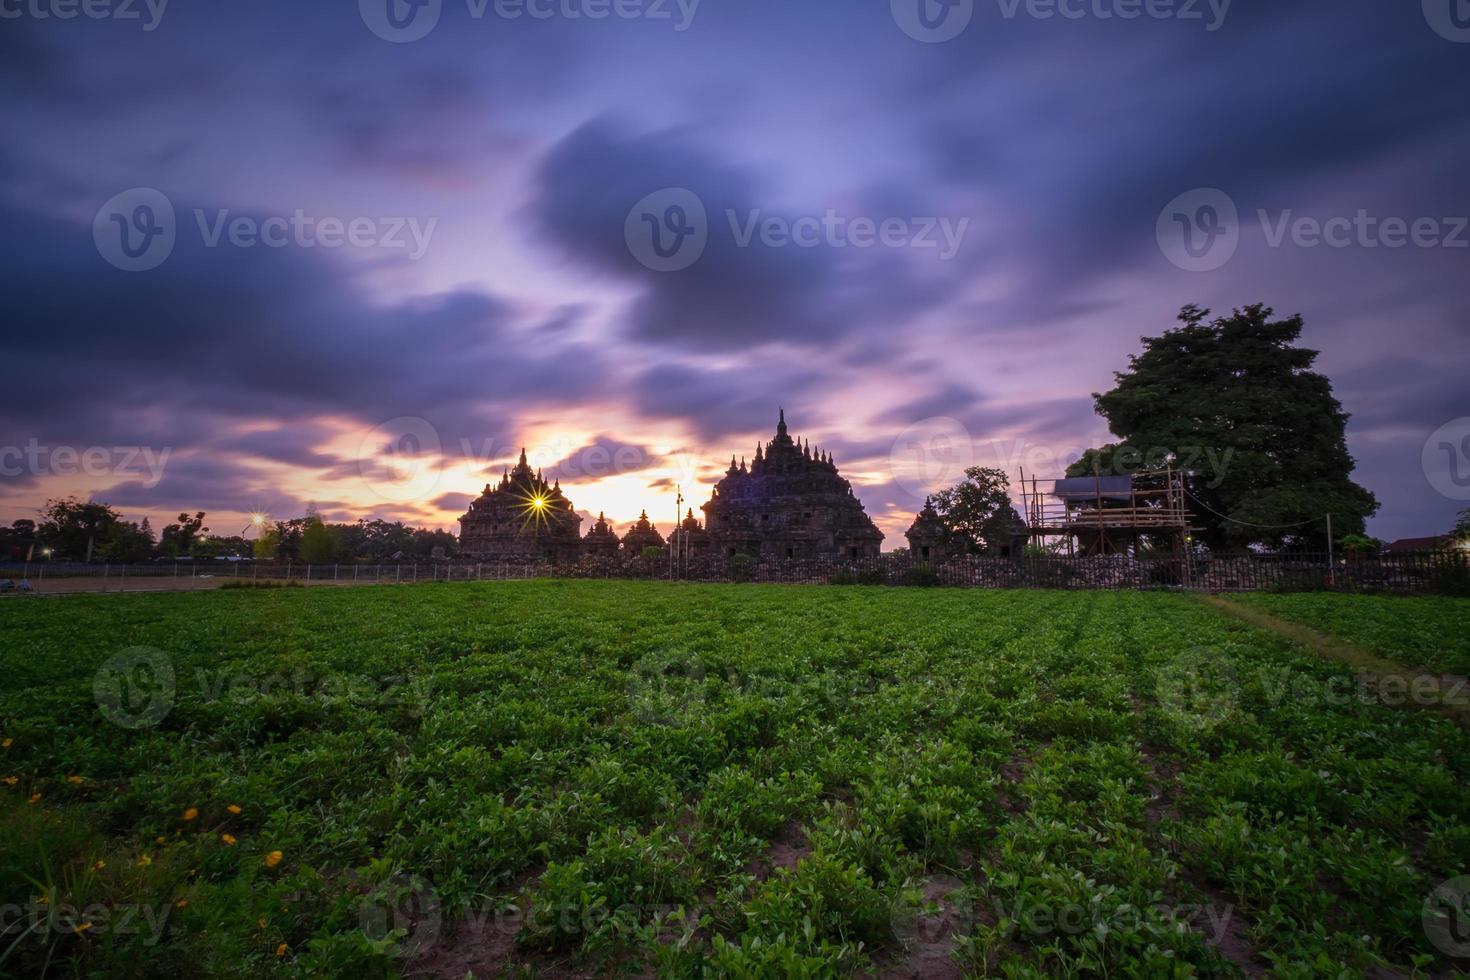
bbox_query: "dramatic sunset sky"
[2,0,1467,545]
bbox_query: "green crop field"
[2,582,1468,978]
[1234,593,1470,676]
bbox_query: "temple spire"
[777,407,787,438]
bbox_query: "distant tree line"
[0,501,458,563]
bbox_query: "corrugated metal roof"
[1052,475,1133,501]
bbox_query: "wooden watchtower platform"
[1018,467,1192,565]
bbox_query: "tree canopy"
[930,466,1026,555]
[1070,304,1378,550]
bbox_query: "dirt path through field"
[1197,594,1470,727]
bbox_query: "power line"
[1182,487,1321,529]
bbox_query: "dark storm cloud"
[629,363,826,442]
[922,5,1470,306]
[531,119,958,352]
[214,426,346,471]
[0,202,610,451]
[875,385,987,427]
[432,492,474,513]
[99,456,304,519]
[543,436,663,484]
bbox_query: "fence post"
[103,563,109,594]
[396,564,401,583]
[306,563,312,582]
[334,563,339,582]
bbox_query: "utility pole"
[1325,512,1335,588]
[671,485,683,581]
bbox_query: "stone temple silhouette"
[458,449,583,559]
[457,411,883,561]
[700,410,883,558]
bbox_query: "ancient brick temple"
[668,509,710,557]
[701,410,883,558]
[620,510,665,554]
[905,497,950,561]
[583,512,621,556]
[458,449,583,559]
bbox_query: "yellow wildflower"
[220,833,237,846]
[2,738,11,748]
[3,776,16,785]
[182,807,198,821]
[74,922,92,934]
[175,899,188,908]
[137,855,153,867]
[66,775,84,785]
[264,850,283,868]
[276,943,287,957]
[91,860,105,871]
[226,804,242,814]
[28,793,41,804]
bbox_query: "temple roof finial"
[777,407,787,437]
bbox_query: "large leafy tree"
[159,512,209,557]
[931,466,1026,554]
[37,498,124,560]
[1071,304,1377,550]
[36,498,155,561]
[298,516,340,563]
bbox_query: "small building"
[1384,535,1454,554]
[583,512,621,557]
[668,508,710,558]
[622,510,666,554]
[905,497,950,561]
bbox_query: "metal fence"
[2,550,1466,597]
